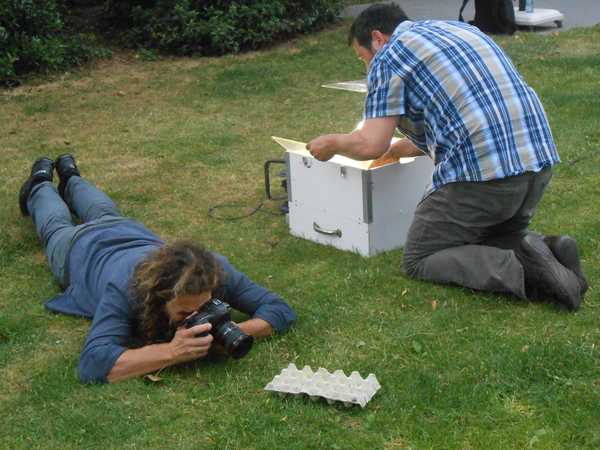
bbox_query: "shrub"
[0,0,341,84]
[103,0,343,55]
[0,0,107,85]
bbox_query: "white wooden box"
[272,137,434,257]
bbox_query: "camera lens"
[214,321,254,359]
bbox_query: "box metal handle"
[313,222,342,238]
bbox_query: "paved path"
[343,1,600,31]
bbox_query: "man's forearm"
[329,132,388,161]
[336,135,423,160]
[107,343,176,383]
[307,116,399,162]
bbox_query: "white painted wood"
[369,155,433,252]
[289,203,371,256]
[288,151,366,222]
[369,156,432,219]
[273,137,434,256]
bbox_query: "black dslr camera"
[184,299,253,359]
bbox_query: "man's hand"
[369,148,400,169]
[306,135,337,161]
[369,137,425,168]
[169,323,214,364]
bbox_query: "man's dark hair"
[348,3,409,48]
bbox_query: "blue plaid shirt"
[364,20,559,195]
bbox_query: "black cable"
[209,160,288,221]
[207,198,287,221]
[208,200,265,221]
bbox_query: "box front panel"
[288,153,366,222]
[288,203,371,256]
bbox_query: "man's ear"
[370,30,389,51]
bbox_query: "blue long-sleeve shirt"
[44,219,296,383]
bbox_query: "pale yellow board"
[271,136,371,170]
[271,136,415,170]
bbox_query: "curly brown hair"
[130,240,221,344]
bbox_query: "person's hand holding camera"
[169,323,213,364]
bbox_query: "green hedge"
[1,0,341,84]
[104,0,343,55]
[0,0,106,85]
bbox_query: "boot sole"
[55,154,79,198]
[19,157,54,216]
[521,235,582,311]
[18,177,34,216]
[547,236,589,296]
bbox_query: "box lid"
[271,136,417,171]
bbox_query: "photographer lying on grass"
[19,155,296,383]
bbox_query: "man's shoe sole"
[19,177,35,216]
[544,235,588,296]
[19,157,54,216]
[55,153,80,198]
[521,235,582,311]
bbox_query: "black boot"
[544,235,588,297]
[19,157,54,216]
[55,153,80,198]
[515,234,582,311]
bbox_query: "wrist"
[238,318,273,338]
[165,341,182,365]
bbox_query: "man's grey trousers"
[402,167,553,299]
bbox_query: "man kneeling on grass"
[307,4,588,311]
[19,155,296,383]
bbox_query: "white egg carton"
[264,363,381,408]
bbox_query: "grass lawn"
[1,21,600,450]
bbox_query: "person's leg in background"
[402,174,532,300]
[482,167,588,300]
[21,158,78,287]
[481,167,553,251]
[55,154,122,223]
[402,168,582,310]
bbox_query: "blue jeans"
[28,176,123,286]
